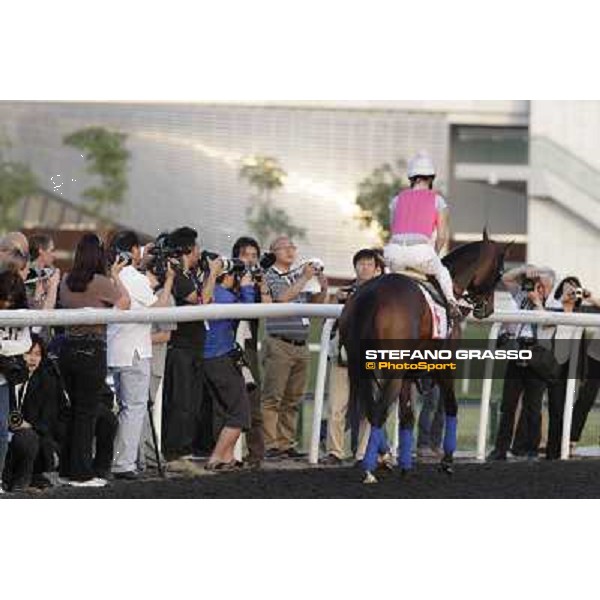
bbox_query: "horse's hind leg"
[397,379,415,473]
[438,377,458,474]
[362,425,387,483]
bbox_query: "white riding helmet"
[407,151,436,179]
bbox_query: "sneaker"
[282,448,307,460]
[113,471,139,481]
[68,477,108,488]
[321,454,343,466]
[244,458,263,471]
[265,448,284,460]
[487,449,507,461]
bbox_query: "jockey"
[384,151,461,319]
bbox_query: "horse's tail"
[345,288,381,432]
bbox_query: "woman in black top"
[2,335,69,491]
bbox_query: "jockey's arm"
[435,208,450,254]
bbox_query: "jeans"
[59,336,108,481]
[417,380,444,450]
[111,354,151,473]
[0,383,10,479]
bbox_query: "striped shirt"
[265,266,311,341]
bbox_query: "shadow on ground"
[4,460,600,499]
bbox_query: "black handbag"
[0,355,29,385]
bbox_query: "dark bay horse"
[339,230,509,482]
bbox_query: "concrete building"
[0,100,597,284]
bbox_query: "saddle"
[397,269,451,338]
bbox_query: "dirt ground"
[4,458,600,499]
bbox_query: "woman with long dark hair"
[58,233,130,487]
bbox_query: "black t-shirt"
[170,270,205,349]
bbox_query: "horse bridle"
[460,265,504,315]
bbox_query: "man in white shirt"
[107,231,175,479]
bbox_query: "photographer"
[262,235,328,459]
[107,231,176,480]
[232,236,272,469]
[161,227,220,465]
[27,233,60,312]
[537,276,585,459]
[488,264,555,461]
[0,267,31,494]
[569,286,600,452]
[322,248,383,465]
[203,261,255,470]
[58,233,130,487]
[2,335,67,492]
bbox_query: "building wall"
[0,102,452,275]
[528,101,600,289]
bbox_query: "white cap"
[407,151,436,179]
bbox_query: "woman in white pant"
[384,151,460,319]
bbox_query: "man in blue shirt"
[203,265,255,469]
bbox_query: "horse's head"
[445,228,511,319]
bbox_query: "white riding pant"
[384,242,455,304]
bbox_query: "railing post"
[561,327,584,460]
[476,322,501,462]
[309,318,336,465]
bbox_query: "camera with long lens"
[8,409,23,432]
[146,233,184,284]
[200,250,246,275]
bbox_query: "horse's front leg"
[438,377,458,475]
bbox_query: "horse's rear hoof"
[363,471,378,484]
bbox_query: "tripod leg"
[147,396,164,478]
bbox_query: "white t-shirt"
[107,265,157,367]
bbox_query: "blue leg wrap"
[362,427,383,472]
[398,427,413,470]
[443,415,457,455]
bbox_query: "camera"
[200,251,247,275]
[244,252,277,283]
[8,409,23,431]
[572,287,590,301]
[25,266,56,286]
[146,233,184,283]
[521,277,537,293]
[307,258,325,274]
[116,251,134,267]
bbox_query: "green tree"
[355,160,408,242]
[63,127,130,218]
[239,154,305,245]
[0,133,38,233]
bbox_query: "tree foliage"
[63,127,130,217]
[0,134,38,233]
[239,154,305,245]
[355,160,408,241]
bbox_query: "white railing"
[1,305,599,465]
